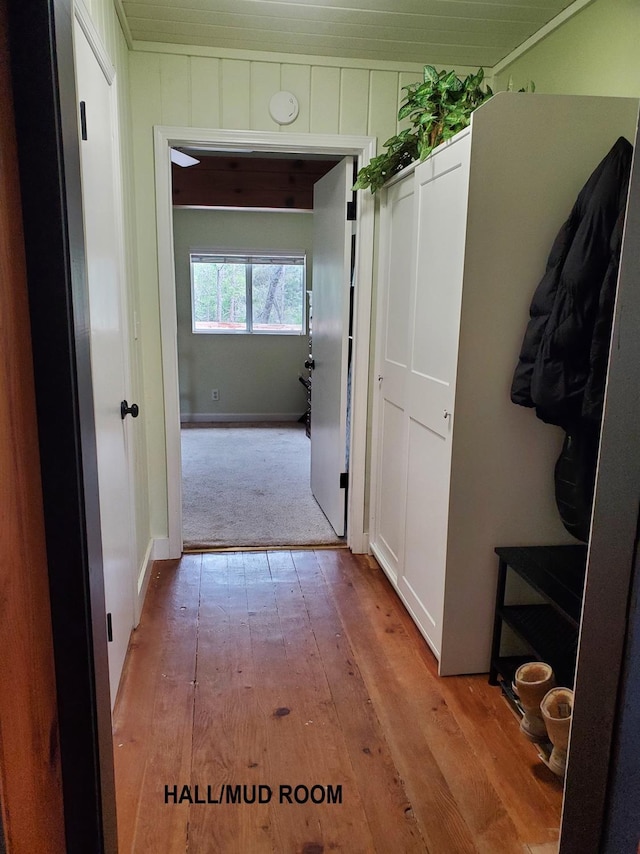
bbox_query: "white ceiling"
[122,0,579,68]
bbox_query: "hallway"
[112,549,562,853]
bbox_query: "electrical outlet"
[211,389,219,401]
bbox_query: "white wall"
[129,43,476,537]
[173,208,311,419]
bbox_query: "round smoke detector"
[269,91,299,125]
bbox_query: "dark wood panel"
[0,1,66,849]
[114,548,563,852]
[7,0,117,849]
[172,155,339,209]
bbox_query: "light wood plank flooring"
[113,550,562,853]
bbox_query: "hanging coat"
[510,136,633,430]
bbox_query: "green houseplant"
[354,66,494,193]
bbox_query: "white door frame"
[153,126,376,558]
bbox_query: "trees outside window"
[191,253,306,334]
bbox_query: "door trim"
[8,0,117,848]
[153,126,376,557]
[73,0,115,85]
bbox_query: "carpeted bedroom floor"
[181,422,344,549]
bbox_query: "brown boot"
[540,687,573,779]
[514,662,556,743]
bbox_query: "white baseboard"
[134,537,171,625]
[349,530,369,555]
[152,537,171,560]
[181,412,304,423]
[135,539,154,625]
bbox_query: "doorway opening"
[180,422,344,549]
[154,127,377,558]
[172,153,347,549]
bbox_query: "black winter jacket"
[511,136,633,429]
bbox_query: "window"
[190,252,306,334]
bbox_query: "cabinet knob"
[443,409,451,419]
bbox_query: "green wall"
[495,0,640,97]
[173,208,312,419]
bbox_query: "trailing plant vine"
[354,66,529,193]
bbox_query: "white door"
[74,23,135,706]
[371,171,415,584]
[400,133,471,657]
[310,159,353,536]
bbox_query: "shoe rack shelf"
[489,545,588,704]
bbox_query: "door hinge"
[340,472,349,489]
[80,101,88,140]
[346,199,357,221]
[106,612,113,642]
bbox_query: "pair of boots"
[513,662,573,779]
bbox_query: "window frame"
[189,249,307,335]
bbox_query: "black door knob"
[121,400,139,420]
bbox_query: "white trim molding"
[152,537,171,561]
[154,125,376,558]
[133,536,171,621]
[113,0,134,50]
[136,40,433,74]
[135,539,154,624]
[74,0,116,85]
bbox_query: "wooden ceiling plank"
[124,0,566,17]
[127,19,523,55]
[172,169,329,192]
[122,0,578,69]
[129,30,502,66]
[125,11,529,47]
[124,1,544,32]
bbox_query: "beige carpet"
[181,423,343,549]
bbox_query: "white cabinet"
[370,93,639,676]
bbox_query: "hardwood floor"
[112,550,562,853]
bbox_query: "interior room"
[2,0,640,852]
[172,154,347,549]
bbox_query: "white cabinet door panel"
[371,173,415,579]
[410,135,470,438]
[384,185,416,370]
[401,133,471,652]
[401,417,450,655]
[377,398,406,568]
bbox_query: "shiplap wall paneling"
[221,59,251,129]
[250,62,280,131]
[190,57,220,128]
[310,66,341,134]
[368,70,398,148]
[160,53,189,126]
[339,68,370,136]
[281,64,311,133]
